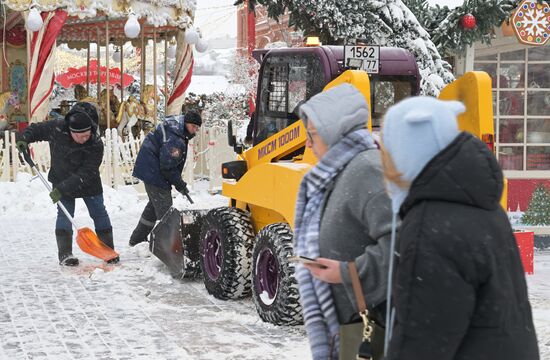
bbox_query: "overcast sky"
[195,0,237,39]
[194,0,464,40]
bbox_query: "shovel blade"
[76,227,119,262]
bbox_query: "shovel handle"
[23,151,80,231]
[21,148,35,168]
[184,192,194,204]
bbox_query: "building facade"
[236,5,303,52]
[454,23,550,221]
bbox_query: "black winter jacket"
[21,119,104,198]
[387,132,539,360]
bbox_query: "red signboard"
[56,60,134,89]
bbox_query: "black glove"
[176,181,189,194]
[176,182,193,204]
[16,140,29,154]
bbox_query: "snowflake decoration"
[512,0,550,46]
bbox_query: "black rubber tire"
[252,223,303,325]
[199,207,255,300]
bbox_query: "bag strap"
[349,261,373,351]
[349,261,367,312]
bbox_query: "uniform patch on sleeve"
[170,147,182,158]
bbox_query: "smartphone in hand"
[288,255,328,269]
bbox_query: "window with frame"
[255,53,325,144]
[474,46,550,172]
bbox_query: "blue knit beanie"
[382,96,465,212]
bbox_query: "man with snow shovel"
[16,102,117,266]
[128,111,201,247]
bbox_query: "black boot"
[129,221,154,247]
[55,229,79,266]
[96,227,120,264]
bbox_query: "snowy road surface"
[0,177,310,359]
[0,175,548,359]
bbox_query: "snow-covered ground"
[0,174,310,359]
[0,174,548,359]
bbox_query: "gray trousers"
[139,183,173,227]
[130,183,173,245]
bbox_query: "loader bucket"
[150,207,207,278]
[76,227,119,262]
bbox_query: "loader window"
[370,76,415,129]
[255,53,325,144]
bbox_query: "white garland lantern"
[124,12,141,39]
[112,48,122,63]
[27,6,43,32]
[184,28,199,45]
[167,43,177,59]
[195,39,208,53]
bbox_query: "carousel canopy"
[3,0,195,43]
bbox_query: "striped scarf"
[294,128,376,360]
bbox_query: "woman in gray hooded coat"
[293,83,393,360]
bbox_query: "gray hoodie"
[299,83,369,147]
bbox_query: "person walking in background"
[129,111,201,247]
[293,83,393,360]
[16,102,116,266]
[380,96,539,360]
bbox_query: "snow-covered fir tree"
[522,184,550,226]
[229,52,260,107]
[249,0,455,96]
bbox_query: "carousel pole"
[153,28,158,124]
[120,39,124,101]
[86,31,91,95]
[164,34,168,115]
[97,27,101,103]
[26,26,31,123]
[105,19,110,130]
[140,24,145,97]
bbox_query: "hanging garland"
[405,0,548,55]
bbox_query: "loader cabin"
[251,45,421,146]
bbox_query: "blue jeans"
[55,194,112,232]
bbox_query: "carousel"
[0,0,208,135]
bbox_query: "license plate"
[344,45,380,74]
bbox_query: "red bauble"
[461,13,477,30]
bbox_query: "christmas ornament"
[512,0,550,46]
[461,13,477,30]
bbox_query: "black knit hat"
[184,111,202,126]
[66,102,99,133]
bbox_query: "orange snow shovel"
[23,150,119,262]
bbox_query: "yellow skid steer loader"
[150,44,496,326]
